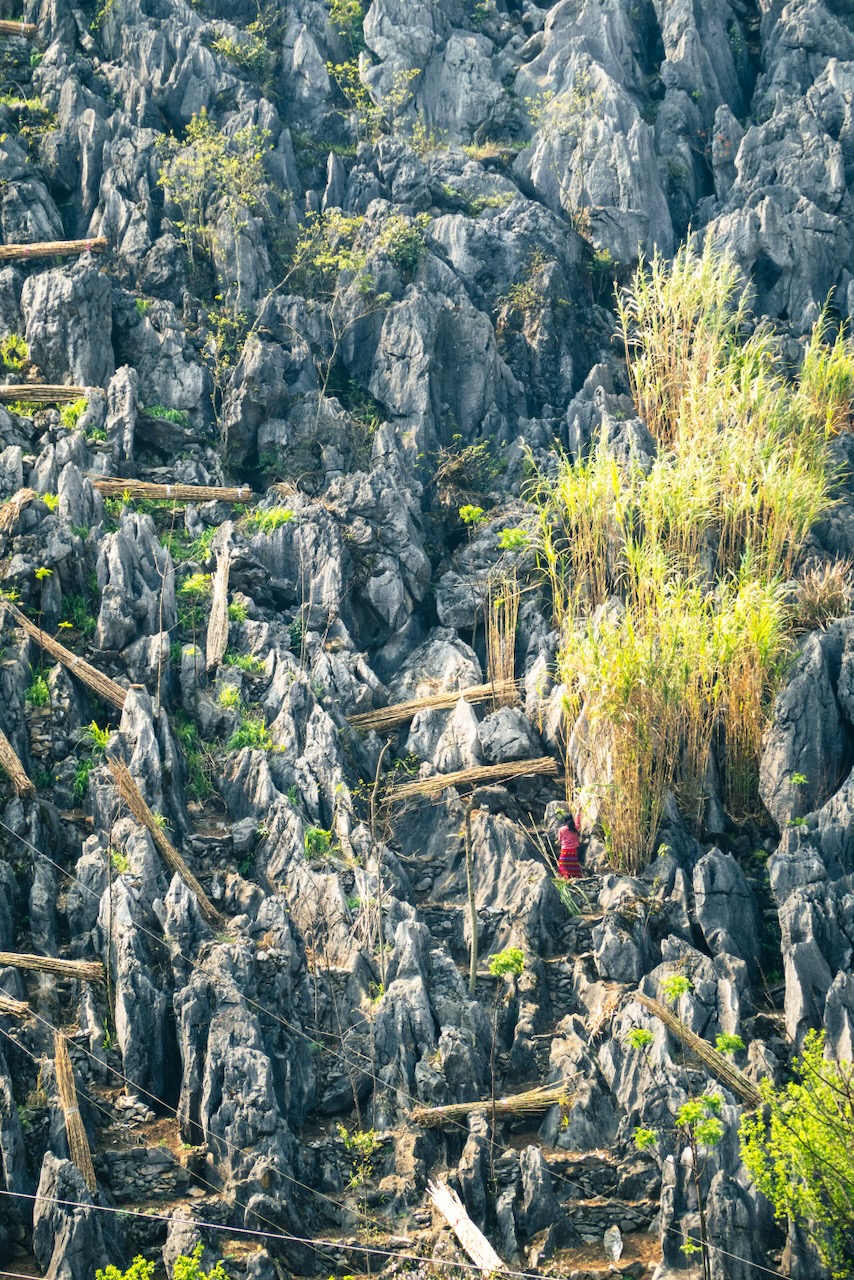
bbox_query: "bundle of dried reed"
[5,604,127,710]
[348,680,518,732]
[107,756,223,928]
[205,548,231,673]
[0,487,38,534]
[0,727,34,797]
[0,237,107,262]
[413,1077,577,1127]
[0,384,89,403]
[0,19,37,35]
[0,951,104,983]
[0,994,28,1017]
[634,992,762,1108]
[54,1032,97,1190]
[90,478,253,503]
[486,574,520,708]
[388,756,558,803]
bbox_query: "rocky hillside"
[1,0,854,1278]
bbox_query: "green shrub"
[157,109,271,270]
[488,946,525,977]
[60,398,88,430]
[227,600,248,623]
[379,213,431,275]
[226,715,272,751]
[304,826,333,858]
[0,334,28,372]
[73,757,94,802]
[223,651,265,674]
[25,669,49,707]
[143,404,189,426]
[211,32,267,75]
[218,684,241,709]
[61,594,96,636]
[740,1031,854,1278]
[244,506,294,535]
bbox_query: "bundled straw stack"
[0,994,28,1017]
[0,384,90,403]
[206,548,231,673]
[0,236,107,262]
[634,992,763,1108]
[412,1078,577,1127]
[91,478,253,504]
[0,487,38,534]
[0,19,37,35]
[107,756,223,927]
[54,1033,97,1190]
[5,604,127,710]
[0,951,104,983]
[0,727,34,797]
[348,679,518,732]
[389,756,558,803]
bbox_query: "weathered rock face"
[2,0,854,1278]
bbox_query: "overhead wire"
[0,811,789,1280]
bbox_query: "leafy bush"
[60,398,88,430]
[223,651,265,674]
[304,826,333,858]
[740,1031,854,1278]
[379,213,431,275]
[180,573,212,600]
[211,32,267,75]
[488,946,525,977]
[226,715,272,751]
[0,334,28,372]
[143,404,189,426]
[218,684,241,709]
[245,506,294,535]
[157,109,271,270]
[61,594,96,636]
[25,669,49,707]
[73,757,94,802]
[227,600,248,623]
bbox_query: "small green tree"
[157,110,270,279]
[740,1031,854,1279]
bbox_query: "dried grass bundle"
[107,756,223,927]
[0,994,28,1017]
[0,384,89,403]
[0,237,107,262]
[91,478,253,504]
[634,992,762,1107]
[486,574,520,708]
[348,680,517,732]
[205,548,231,673]
[0,19,37,35]
[413,1078,577,1127]
[0,951,104,983]
[0,487,38,534]
[0,727,34,797]
[388,756,558,803]
[54,1032,97,1190]
[5,604,127,710]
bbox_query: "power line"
[0,817,788,1280]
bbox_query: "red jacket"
[558,825,582,879]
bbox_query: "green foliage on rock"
[157,109,270,271]
[740,1031,854,1279]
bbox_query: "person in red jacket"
[557,815,583,880]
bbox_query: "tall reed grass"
[534,239,854,870]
